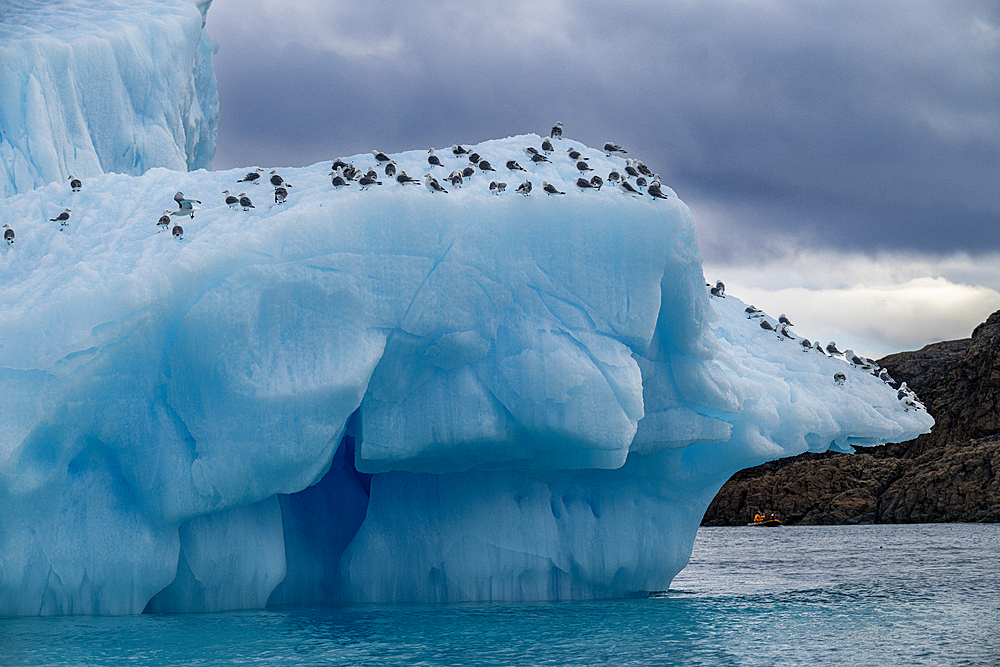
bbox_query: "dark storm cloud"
[207,0,999,257]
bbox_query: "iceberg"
[0,0,218,198]
[0,135,932,615]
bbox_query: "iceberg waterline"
[0,134,932,615]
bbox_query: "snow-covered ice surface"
[0,0,217,197]
[0,136,933,615]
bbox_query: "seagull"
[760,319,776,333]
[576,160,593,173]
[604,142,627,156]
[778,324,796,340]
[478,160,495,172]
[516,180,532,196]
[173,192,199,218]
[647,182,669,199]
[237,168,263,184]
[506,159,527,172]
[157,209,171,231]
[575,177,596,190]
[452,145,470,156]
[618,179,642,197]
[590,175,603,190]
[567,147,585,160]
[223,189,240,209]
[447,170,464,188]
[3,223,13,245]
[332,159,350,171]
[239,193,254,210]
[372,150,391,164]
[530,153,551,163]
[834,372,847,385]
[51,208,71,226]
[745,306,764,319]
[709,283,724,298]
[468,152,482,164]
[879,369,896,385]
[636,176,648,187]
[489,181,507,194]
[636,161,654,178]
[269,171,290,187]
[461,165,476,179]
[274,185,288,204]
[799,338,813,351]
[385,161,396,177]
[778,314,794,327]
[714,280,725,296]
[550,122,563,138]
[427,148,444,168]
[69,175,82,192]
[424,173,448,193]
[826,342,843,356]
[172,224,184,239]
[608,168,621,183]
[358,175,381,190]
[814,341,828,355]
[541,138,554,153]
[396,171,420,186]
[524,146,540,157]
[330,170,349,188]
[542,180,565,195]
[624,160,640,178]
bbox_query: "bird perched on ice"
[50,208,71,226]
[709,280,725,298]
[745,305,763,318]
[172,224,184,239]
[3,223,14,245]
[69,175,82,192]
[834,372,847,385]
[575,177,596,190]
[567,147,585,160]
[759,319,777,334]
[524,146,540,157]
[799,338,813,351]
[330,170,349,188]
[516,180,532,196]
[542,180,565,195]
[424,174,448,193]
[814,341,828,355]
[461,165,476,179]
[636,161,654,178]
[447,171,464,188]
[647,182,669,200]
[478,159,495,172]
[223,190,240,209]
[618,179,642,197]
[879,368,896,385]
[550,122,563,138]
[576,160,593,173]
[530,152,551,163]
[157,210,171,231]
[590,175,603,190]
[826,342,843,356]
[239,193,254,210]
[384,161,396,177]
[427,149,444,168]
[604,142,627,156]
[541,138,554,153]
[468,152,482,164]
[506,159,527,172]
[624,160,640,178]
[274,185,288,204]
[358,175,381,190]
[452,145,470,156]
[173,192,200,218]
[778,314,794,327]
[269,171,290,188]
[489,181,507,194]
[778,324,795,340]
[372,150,392,164]
[396,171,420,186]
[237,168,263,184]
[607,168,621,183]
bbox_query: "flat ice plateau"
[0,134,932,615]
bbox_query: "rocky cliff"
[702,311,1000,525]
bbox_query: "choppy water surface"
[3,524,997,666]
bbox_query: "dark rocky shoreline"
[702,311,1000,526]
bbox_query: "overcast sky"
[205,0,1000,358]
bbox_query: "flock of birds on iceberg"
[708,280,926,412]
[1,123,672,247]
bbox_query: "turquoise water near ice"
[2,524,997,666]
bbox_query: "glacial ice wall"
[0,0,218,197]
[0,136,932,616]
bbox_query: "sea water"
[2,524,997,666]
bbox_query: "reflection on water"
[2,524,998,666]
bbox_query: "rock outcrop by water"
[702,311,1000,525]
